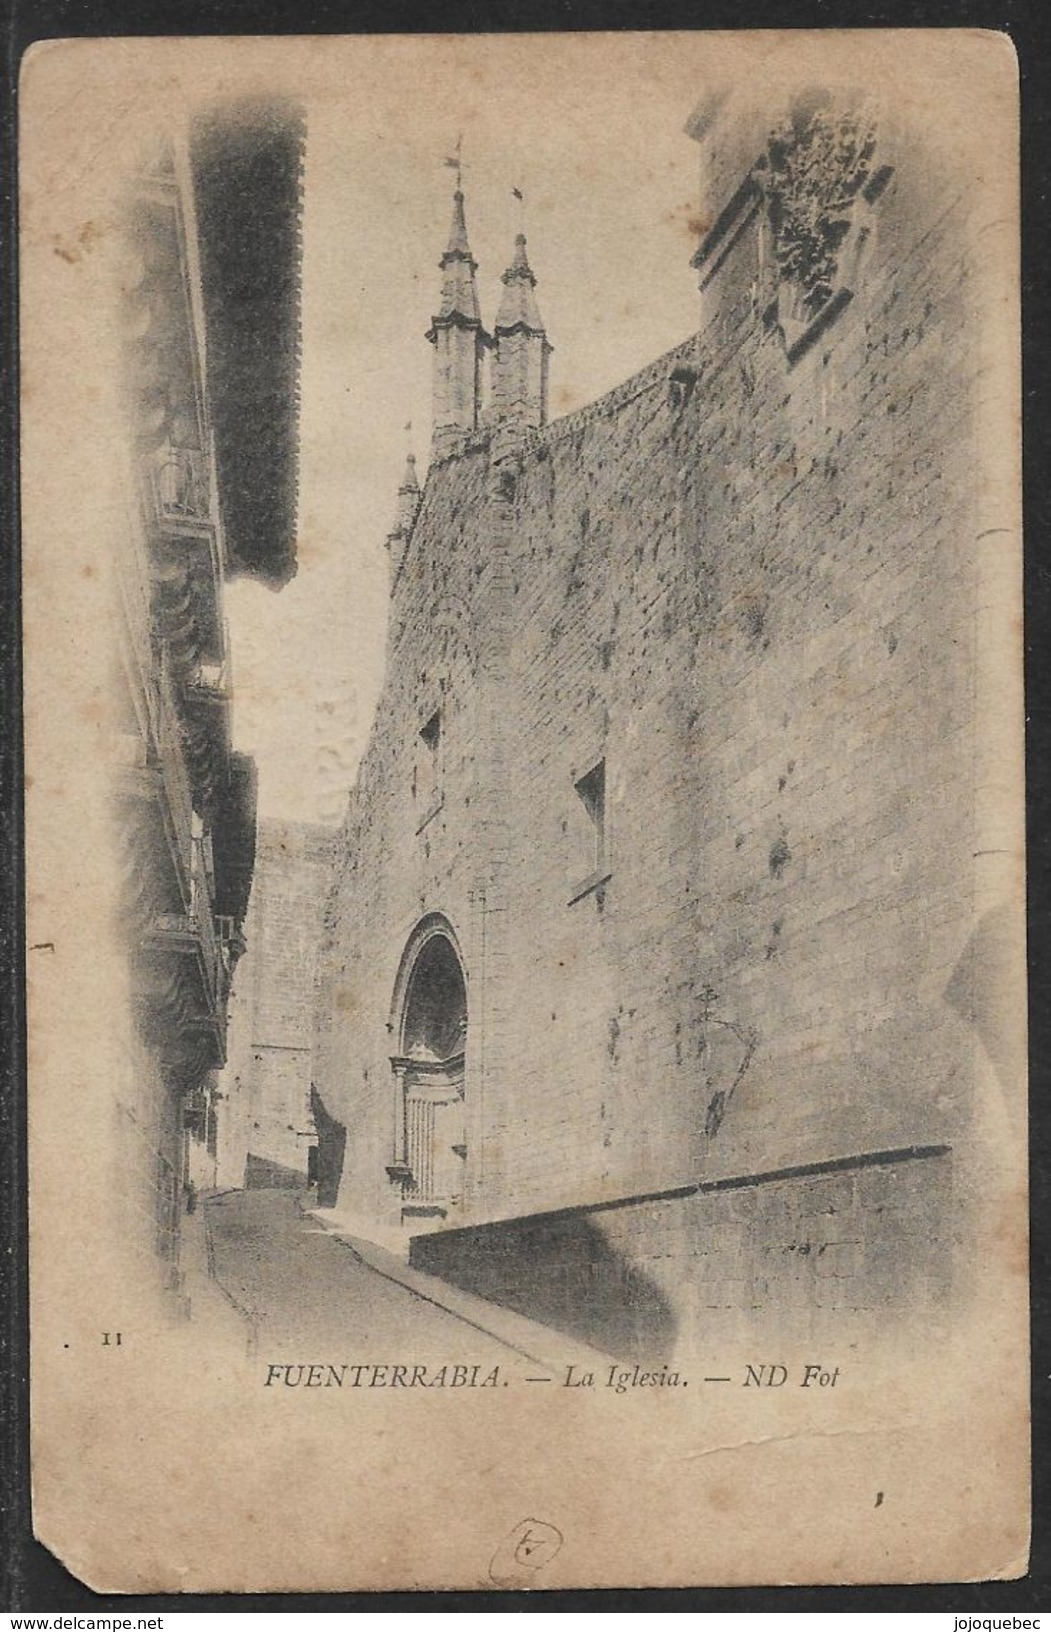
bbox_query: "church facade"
[314,87,1016,1357]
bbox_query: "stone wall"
[409,1146,953,1362]
[316,95,987,1329]
[220,819,334,1188]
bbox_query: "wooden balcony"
[148,442,226,662]
[150,647,195,893]
[142,900,230,1068]
[113,648,196,911]
[145,911,217,1005]
[152,444,218,544]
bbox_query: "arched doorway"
[387,918,467,1222]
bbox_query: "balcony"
[149,442,225,629]
[148,647,195,900]
[184,657,230,704]
[153,445,215,538]
[146,910,217,1007]
[115,646,196,910]
[143,906,229,1068]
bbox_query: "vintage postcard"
[21,30,1027,1592]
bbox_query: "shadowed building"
[218,820,334,1193]
[111,102,304,1306]
[314,89,1015,1357]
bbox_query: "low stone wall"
[409,1147,953,1363]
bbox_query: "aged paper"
[21,31,1027,1592]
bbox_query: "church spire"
[444,187,472,262]
[491,231,551,430]
[426,188,489,456]
[385,445,421,572]
[395,450,421,533]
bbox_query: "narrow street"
[204,1188,519,1364]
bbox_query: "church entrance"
[387,920,467,1224]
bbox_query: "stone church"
[314,86,1016,1358]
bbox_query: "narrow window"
[420,709,441,752]
[569,758,610,904]
[575,759,606,869]
[416,709,442,829]
[668,366,698,412]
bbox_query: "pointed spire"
[444,189,472,260]
[494,232,546,337]
[427,187,490,452]
[429,189,482,331]
[491,230,551,431]
[396,451,420,529]
[387,444,421,563]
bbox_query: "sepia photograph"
[19,30,1028,1592]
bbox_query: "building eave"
[190,98,306,590]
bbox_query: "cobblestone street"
[204,1188,519,1363]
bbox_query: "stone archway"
[386,918,467,1223]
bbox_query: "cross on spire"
[443,134,464,191]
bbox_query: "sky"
[221,37,712,827]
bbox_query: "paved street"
[204,1188,517,1363]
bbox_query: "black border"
[3,0,1049,1611]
